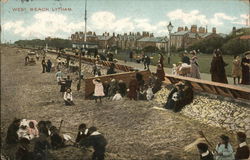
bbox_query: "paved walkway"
[115,59,250,89]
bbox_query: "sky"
[0,0,249,43]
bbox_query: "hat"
[220,135,229,142]
[197,143,208,152]
[96,78,101,82]
[237,132,246,140]
[175,81,184,86]
[244,51,250,56]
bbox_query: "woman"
[127,75,139,100]
[241,52,250,85]
[156,60,165,81]
[64,88,74,106]
[232,55,241,84]
[215,135,234,160]
[93,78,105,103]
[46,59,52,72]
[190,51,201,79]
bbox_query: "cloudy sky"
[1,0,249,42]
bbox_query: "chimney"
[113,32,115,37]
[129,32,132,36]
[212,27,216,34]
[198,27,205,33]
[150,33,154,37]
[191,25,197,33]
[93,32,96,36]
[102,33,105,36]
[184,26,188,31]
[137,32,141,36]
[178,27,184,32]
[107,33,109,36]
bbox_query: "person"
[75,123,89,144]
[181,52,190,65]
[129,51,133,62]
[38,121,49,137]
[146,85,154,100]
[232,55,242,84]
[103,81,110,98]
[27,121,39,139]
[138,85,146,100]
[112,91,123,101]
[33,134,50,160]
[118,80,127,97]
[59,79,67,97]
[25,55,29,65]
[144,56,151,70]
[178,81,194,111]
[136,72,145,89]
[93,78,105,103]
[15,138,33,160]
[79,127,108,160]
[151,73,162,94]
[41,57,46,73]
[156,60,165,81]
[108,52,113,61]
[210,50,228,84]
[127,75,139,100]
[6,119,21,144]
[197,143,214,160]
[66,55,70,68]
[64,88,74,106]
[46,59,52,72]
[65,75,72,89]
[17,125,30,140]
[215,135,234,160]
[96,61,102,76]
[50,126,65,149]
[241,52,250,85]
[107,63,116,75]
[172,64,177,75]
[164,82,185,112]
[36,53,40,61]
[108,79,118,98]
[55,69,63,83]
[190,51,201,79]
[235,132,249,160]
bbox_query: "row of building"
[70,25,227,51]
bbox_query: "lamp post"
[167,22,173,65]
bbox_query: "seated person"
[50,126,65,149]
[17,125,30,140]
[64,88,75,106]
[79,127,108,160]
[75,123,89,144]
[118,80,127,97]
[15,138,33,160]
[38,121,49,137]
[112,91,122,101]
[6,118,21,144]
[197,143,214,160]
[27,121,39,139]
[146,85,154,101]
[138,85,147,100]
[33,134,51,160]
[235,132,249,160]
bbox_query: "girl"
[93,78,105,103]
[215,135,234,160]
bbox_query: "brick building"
[71,31,98,49]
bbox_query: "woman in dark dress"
[127,77,139,100]
[156,53,165,81]
[46,59,52,72]
[241,52,250,85]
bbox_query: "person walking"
[190,51,201,79]
[232,55,241,84]
[241,52,250,85]
[93,78,105,103]
[46,59,52,72]
[41,57,47,73]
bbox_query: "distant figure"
[156,60,165,81]
[50,126,65,149]
[241,52,250,85]
[232,55,241,84]
[55,69,63,83]
[46,59,52,72]
[181,52,190,65]
[59,79,66,97]
[25,55,29,65]
[143,56,151,70]
[118,80,127,97]
[64,88,74,106]
[210,50,228,84]
[190,51,201,79]
[75,123,89,144]
[215,135,234,160]
[93,78,105,103]
[36,53,39,61]
[235,132,249,160]
[129,51,133,62]
[107,63,116,75]
[65,75,72,89]
[79,127,108,160]
[112,91,122,101]
[66,55,70,68]
[103,81,110,98]
[6,119,21,144]
[41,57,46,73]
[146,85,154,100]
[108,79,118,98]
[197,143,214,160]
[127,75,139,100]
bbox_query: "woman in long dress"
[190,51,201,79]
[93,78,105,103]
[241,52,250,85]
[156,53,165,81]
[232,55,241,84]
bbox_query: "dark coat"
[241,57,250,85]
[235,144,249,160]
[127,79,139,100]
[50,133,64,149]
[118,82,127,97]
[182,56,190,65]
[75,130,88,143]
[156,64,165,81]
[65,79,72,89]
[6,123,19,144]
[210,56,228,84]
[107,68,116,75]
[16,147,33,160]
[200,151,214,160]
[59,81,66,92]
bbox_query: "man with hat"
[241,51,250,85]
[235,132,249,160]
[197,143,214,160]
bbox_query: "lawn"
[114,52,236,77]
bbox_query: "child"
[138,85,146,100]
[75,123,89,144]
[146,85,154,101]
[197,143,214,160]
[112,91,122,101]
[64,88,74,106]
[27,121,39,139]
[215,135,234,160]
[93,78,105,103]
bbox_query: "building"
[170,25,226,49]
[71,31,98,49]
[137,36,168,51]
[97,32,117,49]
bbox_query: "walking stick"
[199,130,218,154]
[58,120,63,133]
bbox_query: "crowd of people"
[5,118,108,160]
[184,131,249,160]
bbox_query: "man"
[235,132,249,160]
[65,75,72,89]
[197,143,214,160]
[79,127,107,160]
[75,123,89,144]
[41,57,46,73]
[6,119,21,144]
[144,56,151,70]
